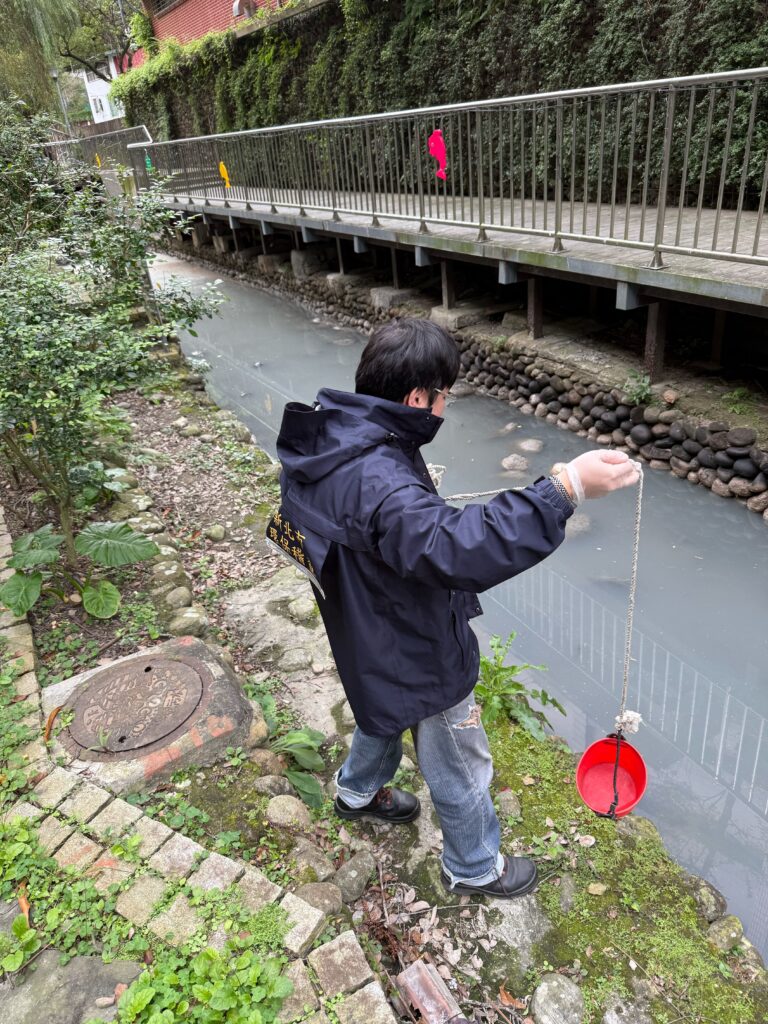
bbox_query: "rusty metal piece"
[65,654,206,759]
[395,959,468,1023]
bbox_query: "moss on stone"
[490,722,766,1023]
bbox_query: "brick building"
[144,0,279,45]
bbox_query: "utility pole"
[49,68,73,134]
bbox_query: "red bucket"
[576,736,647,818]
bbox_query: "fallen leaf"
[408,900,431,913]
[143,950,154,965]
[629,958,638,971]
[587,883,607,896]
[17,883,30,926]
[402,887,416,905]
[44,706,64,743]
[499,985,527,1010]
[585,945,594,958]
[577,835,596,847]
[114,983,128,1001]
[437,965,452,980]
[545,817,555,828]
[522,775,536,786]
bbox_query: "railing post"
[327,127,341,222]
[476,110,487,241]
[552,99,565,253]
[365,123,380,227]
[650,86,676,269]
[416,120,429,233]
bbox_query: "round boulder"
[502,453,529,472]
[727,426,757,447]
[530,973,584,1024]
[266,794,312,830]
[333,850,377,903]
[707,915,744,951]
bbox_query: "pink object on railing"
[428,129,447,180]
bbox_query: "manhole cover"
[68,655,204,754]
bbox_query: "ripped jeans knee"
[451,703,482,729]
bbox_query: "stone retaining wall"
[165,239,768,527]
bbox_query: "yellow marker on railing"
[218,161,231,189]
[95,153,101,168]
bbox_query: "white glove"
[562,450,641,503]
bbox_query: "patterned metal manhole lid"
[68,655,204,754]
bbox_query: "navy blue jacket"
[271,388,573,737]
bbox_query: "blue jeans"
[335,693,504,886]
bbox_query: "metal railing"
[46,125,152,171]
[489,564,768,821]
[128,68,768,269]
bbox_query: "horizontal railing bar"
[127,67,768,149]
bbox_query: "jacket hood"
[276,387,443,484]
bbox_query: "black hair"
[355,318,460,404]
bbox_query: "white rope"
[426,461,645,735]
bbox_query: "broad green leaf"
[284,770,324,808]
[12,525,64,553]
[75,522,159,567]
[1,949,23,972]
[270,976,294,999]
[11,914,30,939]
[7,548,60,569]
[82,580,121,619]
[0,572,42,616]
[287,746,324,771]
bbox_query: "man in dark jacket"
[271,319,639,898]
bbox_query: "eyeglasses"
[430,386,453,405]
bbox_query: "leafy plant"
[69,462,127,509]
[722,387,758,416]
[90,944,293,1024]
[622,369,653,406]
[0,522,158,619]
[475,633,564,740]
[0,914,41,975]
[269,728,325,808]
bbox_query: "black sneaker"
[441,855,538,899]
[334,786,420,824]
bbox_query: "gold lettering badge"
[265,509,324,597]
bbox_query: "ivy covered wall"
[111,0,768,141]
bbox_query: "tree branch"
[57,41,112,81]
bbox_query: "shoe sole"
[440,869,539,899]
[334,801,421,824]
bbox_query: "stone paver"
[147,831,205,879]
[87,798,143,841]
[187,851,244,891]
[302,1014,330,1024]
[37,815,76,854]
[13,672,38,697]
[19,737,46,766]
[58,781,112,824]
[31,768,80,809]
[237,865,282,912]
[308,930,374,997]
[336,981,398,1024]
[89,851,139,892]
[2,800,44,825]
[115,874,169,926]
[129,815,174,858]
[147,893,204,947]
[280,892,327,957]
[276,960,319,1024]
[53,833,103,871]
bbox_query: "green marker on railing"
[144,151,152,172]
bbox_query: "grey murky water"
[153,255,768,955]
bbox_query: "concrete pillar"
[644,301,668,381]
[441,261,456,309]
[527,277,543,340]
[711,309,726,365]
[391,248,401,290]
[336,237,346,276]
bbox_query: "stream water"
[154,255,768,956]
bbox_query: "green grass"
[490,723,763,1024]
